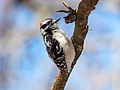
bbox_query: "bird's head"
[40,18,61,36]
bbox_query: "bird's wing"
[46,38,67,71]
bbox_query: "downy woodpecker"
[40,18,75,73]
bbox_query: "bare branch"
[51,71,69,90]
[62,1,70,9]
[51,0,99,90]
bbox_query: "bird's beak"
[47,18,61,29]
[54,18,61,23]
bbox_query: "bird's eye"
[47,21,51,25]
[41,24,47,29]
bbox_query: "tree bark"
[51,0,99,90]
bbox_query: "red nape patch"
[40,22,42,28]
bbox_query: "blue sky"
[0,1,120,90]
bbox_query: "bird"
[40,18,75,74]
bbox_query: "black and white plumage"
[40,18,75,73]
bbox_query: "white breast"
[53,30,75,73]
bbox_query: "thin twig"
[62,1,69,9]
